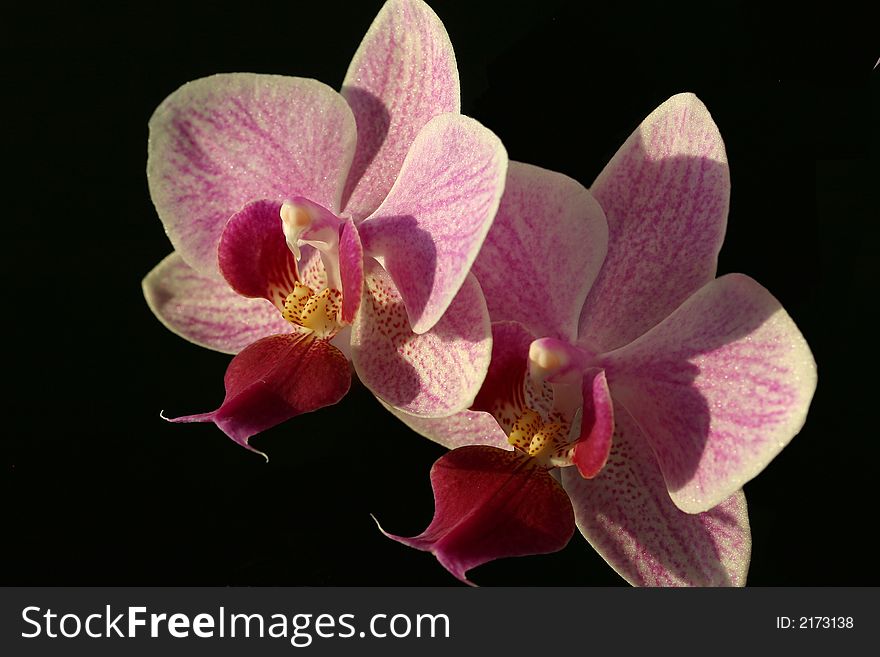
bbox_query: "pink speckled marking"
[148,75,357,276]
[358,113,507,334]
[562,402,751,586]
[341,0,460,220]
[601,274,817,513]
[379,445,574,585]
[218,199,299,309]
[143,252,291,355]
[579,93,730,352]
[351,259,491,416]
[165,333,351,454]
[473,162,608,343]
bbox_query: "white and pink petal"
[579,93,730,352]
[358,113,507,334]
[562,402,751,587]
[473,162,608,342]
[341,0,460,220]
[351,259,491,417]
[142,252,291,354]
[601,274,817,513]
[148,74,357,276]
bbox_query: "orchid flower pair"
[143,0,816,586]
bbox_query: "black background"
[3,1,875,585]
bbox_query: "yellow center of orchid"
[507,407,574,467]
[282,281,342,339]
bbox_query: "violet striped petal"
[143,252,290,355]
[379,446,575,585]
[218,199,298,309]
[165,333,351,455]
[359,113,507,334]
[562,402,751,587]
[579,93,730,352]
[351,259,491,416]
[381,403,510,450]
[339,220,364,324]
[341,0,460,220]
[148,74,357,277]
[601,274,817,513]
[472,162,608,342]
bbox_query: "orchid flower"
[141,0,507,455]
[382,94,817,586]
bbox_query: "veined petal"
[562,403,751,587]
[472,162,608,342]
[165,333,351,454]
[351,259,491,416]
[339,220,364,324]
[359,113,507,334]
[571,369,614,479]
[602,274,817,513]
[341,0,460,219]
[579,93,730,352]
[382,403,510,450]
[143,252,290,354]
[379,446,575,585]
[218,199,299,309]
[148,74,357,276]
[472,321,535,434]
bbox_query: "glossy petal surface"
[473,162,608,342]
[359,113,507,333]
[602,274,817,513]
[341,0,460,219]
[351,259,491,416]
[165,333,350,454]
[148,74,357,276]
[381,446,575,584]
[143,252,290,354]
[579,93,730,351]
[562,403,751,586]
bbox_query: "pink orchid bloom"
[383,93,817,586]
[141,0,507,455]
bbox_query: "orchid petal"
[471,321,535,434]
[218,199,298,308]
[562,403,751,586]
[472,162,608,342]
[572,369,614,479]
[579,93,730,352]
[602,274,817,513]
[165,333,350,454]
[351,259,491,416]
[382,403,510,450]
[341,0,460,220]
[379,446,575,584]
[143,252,290,354]
[359,113,507,334]
[148,74,357,276]
[339,220,364,324]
